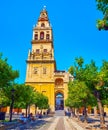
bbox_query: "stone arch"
[55,90,64,110]
[46,34,50,40]
[40,32,44,40]
[34,34,38,40]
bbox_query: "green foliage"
[1,82,49,111]
[68,57,85,81]
[68,66,74,75]
[97,19,108,30]
[0,88,9,107]
[75,57,84,67]
[96,0,108,14]
[0,53,49,112]
[100,60,108,81]
[67,57,108,107]
[66,80,96,108]
[96,0,108,30]
[15,84,35,108]
[33,92,49,109]
[101,87,108,104]
[0,53,19,88]
[1,84,35,109]
[67,57,108,126]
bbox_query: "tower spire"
[38,6,49,22]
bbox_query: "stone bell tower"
[25,7,56,111]
[25,7,72,112]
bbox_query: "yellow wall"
[26,62,55,83]
[26,82,55,111]
[26,78,69,112]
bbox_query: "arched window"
[41,23,45,27]
[40,32,44,40]
[34,34,38,40]
[46,34,50,40]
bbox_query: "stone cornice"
[31,40,53,44]
[26,59,56,64]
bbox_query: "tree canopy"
[67,57,108,127]
[66,80,96,108]
[0,53,19,88]
[96,0,108,30]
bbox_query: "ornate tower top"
[34,6,51,30]
[38,6,49,22]
[27,7,55,62]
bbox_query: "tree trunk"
[17,108,20,115]
[28,105,30,115]
[97,91,105,128]
[35,105,37,115]
[94,106,98,118]
[9,99,14,122]
[25,104,28,117]
[83,105,87,123]
[72,107,75,117]
[76,108,80,120]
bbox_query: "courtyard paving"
[1,110,108,130]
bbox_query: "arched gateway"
[55,92,64,110]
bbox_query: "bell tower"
[25,7,71,112]
[26,7,56,82]
[25,7,56,111]
[32,6,54,61]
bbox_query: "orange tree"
[0,53,19,121]
[0,53,19,88]
[65,80,96,122]
[68,57,108,128]
[33,92,49,114]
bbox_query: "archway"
[55,92,64,110]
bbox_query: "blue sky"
[0,0,107,83]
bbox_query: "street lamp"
[9,88,15,122]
